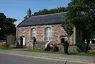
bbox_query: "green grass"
[24,49,64,54]
[25,49,44,52]
[0,46,15,50]
[1,46,95,56]
[70,52,95,56]
[24,49,95,56]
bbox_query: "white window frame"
[44,27,52,41]
[31,28,37,38]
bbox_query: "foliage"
[62,17,74,37]
[62,0,95,52]
[62,0,95,39]
[0,12,17,40]
[32,7,67,16]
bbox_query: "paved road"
[0,53,82,64]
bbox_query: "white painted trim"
[23,37,26,46]
[30,28,37,39]
[43,25,52,42]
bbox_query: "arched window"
[45,27,52,41]
[31,28,37,38]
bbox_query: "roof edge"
[17,23,62,27]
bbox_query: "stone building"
[17,9,82,48]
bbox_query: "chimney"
[27,8,31,18]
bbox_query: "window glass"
[45,27,52,41]
[31,28,37,38]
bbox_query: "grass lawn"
[0,46,95,56]
[0,46,15,50]
[24,49,95,56]
[70,52,95,56]
[24,49,64,54]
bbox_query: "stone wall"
[17,24,75,48]
[89,44,95,52]
[16,26,31,45]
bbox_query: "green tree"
[0,12,17,40]
[32,9,49,16]
[32,7,67,16]
[63,0,95,39]
[62,0,95,52]
[62,13,74,37]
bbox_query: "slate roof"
[17,12,66,27]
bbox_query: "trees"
[62,0,95,52]
[0,12,17,40]
[32,7,67,16]
[63,0,95,39]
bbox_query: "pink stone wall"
[52,24,64,43]
[17,26,31,44]
[17,24,75,46]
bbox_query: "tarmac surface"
[0,49,95,64]
[0,53,82,64]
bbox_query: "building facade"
[17,9,77,48]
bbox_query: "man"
[32,36,36,49]
[61,37,69,54]
[64,38,69,54]
[84,39,90,53]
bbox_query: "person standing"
[61,37,69,55]
[84,39,89,53]
[64,37,69,54]
[64,40,69,54]
[32,36,36,49]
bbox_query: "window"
[45,27,52,41]
[31,28,37,38]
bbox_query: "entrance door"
[20,36,26,48]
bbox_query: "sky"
[0,0,71,25]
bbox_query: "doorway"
[20,36,26,48]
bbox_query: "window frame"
[44,27,52,41]
[31,28,37,39]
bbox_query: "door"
[20,36,26,48]
[23,37,25,47]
